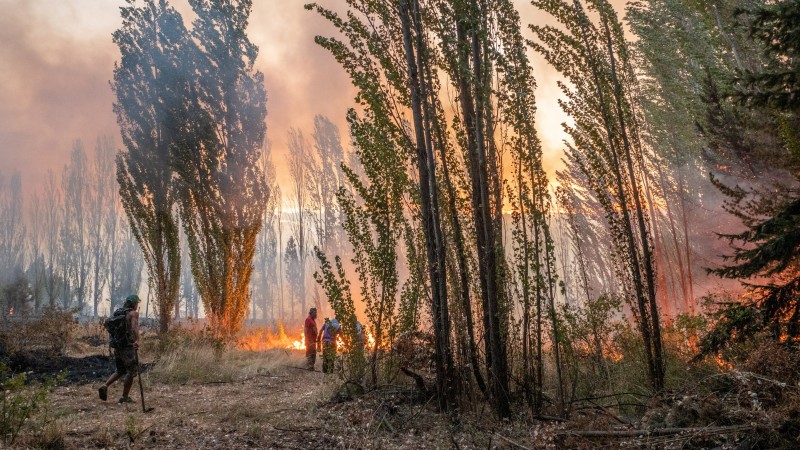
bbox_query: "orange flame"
[289,332,305,350]
[713,354,733,370]
[236,322,389,352]
[604,347,624,362]
[237,321,307,351]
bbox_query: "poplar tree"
[112,0,189,332]
[175,0,269,339]
[0,171,25,284]
[308,0,557,419]
[42,170,63,308]
[307,0,460,412]
[530,0,665,391]
[62,141,92,312]
[309,115,347,254]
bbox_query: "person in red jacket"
[304,308,318,370]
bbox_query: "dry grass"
[148,338,297,385]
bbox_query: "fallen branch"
[733,370,794,389]
[533,414,568,423]
[571,391,651,403]
[586,401,633,425]
[494,433,533,450]
[557,425,753,438]
[400,366,428,396]
[272,425,320,433]
[282,365,321,373]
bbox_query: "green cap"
[124,294,141,306]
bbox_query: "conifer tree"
[702,0,800,350]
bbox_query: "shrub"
[0,363,64,445]
[3,307,81,356]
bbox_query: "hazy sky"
[0,0,624,198]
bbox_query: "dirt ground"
[22,349,555,450]
[12,328,791,449]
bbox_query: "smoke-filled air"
[0,0,798,448]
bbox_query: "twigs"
[557,424,755,438]
[494,433,533,450]
[399,391,436,429]
[586,401,633,425]
[571,391,651,403]
[533,414,568,423]
[271,425,321,433]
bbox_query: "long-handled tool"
[135,348,154,413]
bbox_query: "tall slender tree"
[0,171,25,284]
[87,137,115,318]
[286,128,311,321]
[175,0,269,339]
[112,0,188,333]
[530,0,665,391]
[62,141,90,312]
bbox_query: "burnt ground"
[7,349,113,384]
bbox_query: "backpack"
[104,307,132,349]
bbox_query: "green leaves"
[113,0,268,337]
[0,364,64,445]
[176,0,268,339]
[113,0,189,333]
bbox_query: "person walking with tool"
[99,294,140,404]
[304,307,319,371]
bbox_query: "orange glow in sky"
[0,0,624,203]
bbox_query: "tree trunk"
[572,0,659,391]
[399,0,456,412]
[454,2,511,418]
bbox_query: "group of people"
[97,300,365,406]
[303,307,364,372]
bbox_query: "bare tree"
[309,115,346,254]
[286,128,311,321]
[62,141,90,312]
[0,171,26,283]
[110,219,144,313]
[27,193,46,314]
[178,228,198,319]
[252,139,280,323]
[42,170,63,307]
[87,137,115,317]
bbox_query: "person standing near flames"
[318,317,341,374]
[304,307,319,370]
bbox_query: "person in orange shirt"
[303,308,318,370]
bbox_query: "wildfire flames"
[236,321,381,352]
[236,322,303,352]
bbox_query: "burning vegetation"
[0,0,799,448]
